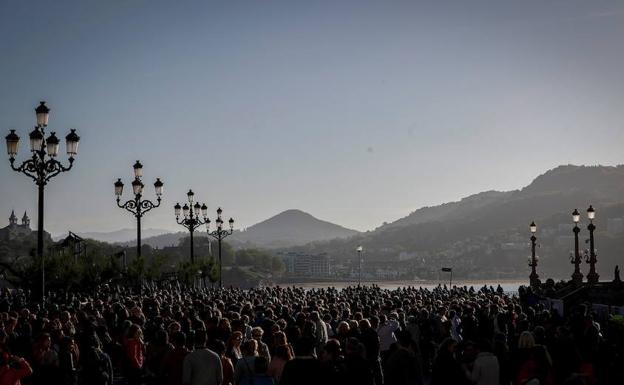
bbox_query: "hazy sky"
[1,0,623,235]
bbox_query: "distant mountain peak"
[274,209,314,217]
[235,209,360,248]
[522,164,624,196]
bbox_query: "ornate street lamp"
[114,161,163,258]
[174,189,208,264]
[528,221,540,287]
[356,245,363,286]
[206,207,234,288]
[585,205,599,284]
[5,101,80,302]
[570,209,583,285]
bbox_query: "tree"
[236,249,255,265]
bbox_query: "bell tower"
[9,210,18,226]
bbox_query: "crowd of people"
[0,283,620,385]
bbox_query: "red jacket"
[125,338,145,369]
[0,359,33,385]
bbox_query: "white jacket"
[377,319,400,352]
[467,352,499,385]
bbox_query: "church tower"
[21,211,30,227]
[9,210,17,226]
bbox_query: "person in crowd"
[146,329,172,382]
[359,318,383,385]
[0,349,32,385]
[251,356,275,385]
[182,330,222,385]
[266,344,291,383]
[319,339,346,385]
[513,331,553,385]
[464,339,500,385]
[251,327,271,364]
[226,331,244,365]
[309,312,328,353]
[79,335,114,385]
[31,332,59,383]
[274,330,295,359]
[344,338,374,385]
[124,324,145,385]
[377,314,400,362]
[57,336,79,385]
[234,339,258,385]
[431,338,469,385]
[210,340,234,385]
[162,332,190,385]
[280,337,321,385]
[384,330,422,385]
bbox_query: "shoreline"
[275,278,528,289]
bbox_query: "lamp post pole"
[114,161,163,258]
[5,101,81,303]
[528,221,540,288]
[356,246,363,286]
[585,205,599,284]
[441,267,453,287]
[206,208,234,288]
[174,190,208,264]
[571,209,583,285]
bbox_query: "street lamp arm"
[190,217,206,231]
[139,197,161,216]
[207,228,234,241]
[43,157,74,183]
[117,196,161,217]
[9,158,40,183]
[10,155,75,185]
[176,216,207,230]
[117,198,140,216]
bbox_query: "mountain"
[379,165,624,233]
[126,209,359,249]
[381,190,510,230]
[54,228,171,243]
[286,165,624,280]
[232,209,360,248]
[120,231,195,249]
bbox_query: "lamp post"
[570,209,583,285]
[585,205,599,284]
[356,246,363,286]
[528,221,540,287]
[174,190,208,264]
[114,161,163,258]
[5,101,80,302]
[441,267,453,287]
[206,207,234,288]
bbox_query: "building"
[398,251,420,261]
[50,231,86,263]
[0,210,32,241]
[280,252,331,277]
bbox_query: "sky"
[1,0,624,235]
